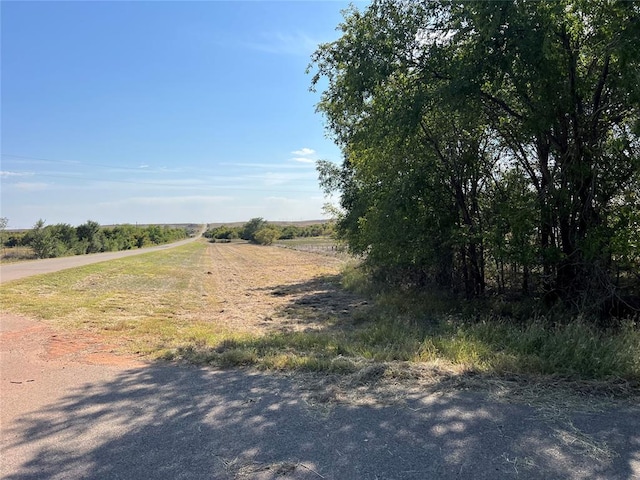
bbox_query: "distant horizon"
[4,218,333,232]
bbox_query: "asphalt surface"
[0,227,205,284]
[1,314,639,480]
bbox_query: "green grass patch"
[459,319,640,378]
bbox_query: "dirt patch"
[47,332,144,367]
[1,313,143,368]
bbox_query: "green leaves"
[311,0,640,314]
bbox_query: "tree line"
[204,219,334,245]
[3,219,189,259]
[310,0,640,321]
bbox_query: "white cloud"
[99,195,233,207]
[219,162,309,170]
[0,171,33,177]
[291,148,315,156]
[246,32,319,56]
[291,157,315,164]
[14,182,49,191]
[247,171,316,186]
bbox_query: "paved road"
[0,225,206,284]
[1,314,638,480]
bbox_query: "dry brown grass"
[201,242,345,334]
[1,246,36,263]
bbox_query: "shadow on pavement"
[4,364,639,479]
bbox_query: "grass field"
[1,240,638,393]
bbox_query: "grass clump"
[463,319,640,378]
[338,265,640,383]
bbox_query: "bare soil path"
[1,244,639,479]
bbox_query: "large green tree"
[311,0,640,314]
[312,0,498,295]
[27,219,56,259]
[458,0,640,306]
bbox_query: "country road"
[0,225,206,284]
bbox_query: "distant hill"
[206,220,330,228]
[9,221,331,232]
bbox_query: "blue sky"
[1,1,364,229]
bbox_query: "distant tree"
[134,230,150,248]
[48,223,80,256]
[254,227,281,245]
[242,218,267,243]
[104,224,137,250]
[28,219,56,259]
[279,226,299,240]
[76,220,104,253]
[4,232,25,248]
[145,225,163,244]
[204,225,241,240]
